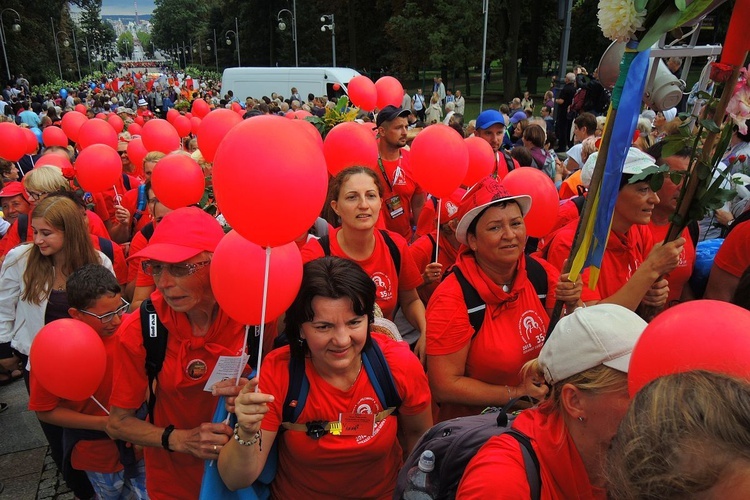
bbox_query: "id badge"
[385,195,404,219]
[339,413,376,436]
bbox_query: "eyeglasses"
[27,190,48,201]
[141,259,212,278]
[118,151,128,157]
[77,298,130,324]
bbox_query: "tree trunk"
[502,0,522,102]
[348,0,358,68]
[464,65,471,96]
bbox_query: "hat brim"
[376,108,410,128]
[603,353,632,374]
[128,243,203,263]
[455,195,532,245]
[476,119,505,130]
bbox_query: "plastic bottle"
[403,450,437,499]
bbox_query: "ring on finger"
[213,444,217,452]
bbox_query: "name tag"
[339,413,376,436]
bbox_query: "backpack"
[394,402,540,500]
[569,88,587,116]
[17,213,115,264]
[451,254,548,337]
[318,229,401,275]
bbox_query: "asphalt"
[0,377,74,500]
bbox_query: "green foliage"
[307,96,358,139]
[117,32,135,58]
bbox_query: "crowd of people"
[0,63,748,500]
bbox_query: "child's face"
[70,293,126,337]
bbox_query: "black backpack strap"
[427,233,437,263]
[502,149,515,172]
[282,354,309,425]
[97,236,115,264]
[572,194,586,215]
[452,266,486,339]
[140,299,168,423]
[687,220,699,247]
[525,255,548,302]
[17,213,28,242]
[318,235,331,256]
[140,222,155,241]
[361,340,402,412]
[379,230,401,275]
[507,430,541,500]
[121,173,131,191]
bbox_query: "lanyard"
[377,153,402,191]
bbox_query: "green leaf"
[700,119,721,134]
[638,6,682,50]
[662,137,688,157]
[649,174,665,192]
[677,112,692,120]
[697,163,712,180]
[674,0,686,11]
[696,90,712,100]
[635,0,649,11]
[675,0,716,27]
[629,164,668,184]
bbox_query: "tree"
[117,32,134,59]
[136,31,152,57]
[151,0,209,53]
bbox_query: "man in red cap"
[0,181,31,227]
[107,207,246,500]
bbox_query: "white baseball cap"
[581,147,658,188]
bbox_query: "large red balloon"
[42,126,69,148]
[173,115,192,137]
[347,75,377,112]
[127,137,149,171]
[410,124,469,198]
[95,112,107,120]
[293,110,312,119]
[141,119,181,154]
[151,154,205,209]
[78,118,118,150]
[29,319,107,401]
[375,76,404,110]
[0,122,26,161]
[290,119,323,152]
[61,111,88,143]
[35,153,72,171]
[22,127,39,155]
[212,115,328,247]
[192,99,210,118]
[107,113,124,133]
[628,300,750,397]
[75,103,87,114]
[196,109,243,163]
[166,109,180,124]
[323,121,378,176]
[464,136,495,186]
[127,123,142,136]
[74,144,122,193]
[210,232,303,324]
[190,116,202,136]
[503,167,559,238]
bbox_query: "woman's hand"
[515,370,549,402]
[213,378,251,414]
[715,209,734,227]
[555,270,583,309]
[645,237,685,276]
[422,262,444,286]
[234,377,274,436]
[114,205,131,226]
[641,278,669,308]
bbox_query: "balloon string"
[90,396,110,415]
[434,198,442,264]
[112,184,121,205]
[254,246,272,393]
[28,155,35,168]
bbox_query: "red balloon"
[35,153,72,171]
[107,113,124,133]
[166,109,180,124]
[628,300,750,397]
[75,103,87,114]
[61,111,88,143]
[192,99,210,119]
[74,144,122,193]
[210,232,303,324]
[333,83,341,91]
[285,111,295,119]
[323,121,378,176]
[95,112,107,120]
[196,109,243,163]
[190,116,202,136]
[503,167,559,238]
[375,76,404,110]
[29,319,107,401]
[151,154,205,209]
[410,124,469,198]
[290,119,323,152]
[185,112,193,120]
[347,75,377,112]
[213,115,328,247]
[127,137,149,171]
[464,136,495,186]
[141,119,181,154]
[173,115,192,137]
[0,122,26,161]
[42,126,69,148]
[293,110,312,119]
[127,123,142,136]
[78,118,118,150]
[22,127,39,155]
[134,115,145,126]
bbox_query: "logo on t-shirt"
[371,272,394,302]
[445,201,458,218]
[354,396,385,444]
[392,166,407,186]
[518,310,546,354]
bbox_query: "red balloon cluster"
[127,123,142,136]
[166,109,180,124]
[29,319,107,401]
[192,99,210,118]
[42,126,69,148]
[74,144,122,193]
[173,115,192,137]
[347,75,377,111]
[410,124,469,198]
[78,118,118,150]
[0,122,28,161]
[190,116,202,136]
[323,121,378,176]
[61,111,88,143]
[151,154,205,209]
[107,113,125,134]
[375,76,404,110]
[212,115,328,248]
[141,119,180,154]
[503,167,559,238]
[196,109,243,162]
[210,233,303,324]
[464,136,495,186]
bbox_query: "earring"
[578,416,585,422]
[297,338,305,346]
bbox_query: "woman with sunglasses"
[0,196,115,500]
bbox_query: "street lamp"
[277,2,298,67]
[206,30,219,73]
[51,18,70,81]
[0,8,21,81]
[320,14,336,67]
[225,17,241,67]
[72,29,84,80]
[74,38,88,80]
[480,0,489,111]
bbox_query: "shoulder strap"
[140,222,155,241]
[18,213,28,242]
[140,299,168,423]
[507,430,542,500]
[379,230,401,275]
[502,149,515,172]
[572,194,586,215]
[121,173,131,191]
[427,233,437,263]
[361,339,402,411]
[525,254,548,301]
[318,235,331,256]
[452,266,486,339]
[97,236,114,264]
[687,220,699,248]
[282,354,309,425]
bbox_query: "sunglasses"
[77,297,130,324]
[141,259,211,278]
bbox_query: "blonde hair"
[144,151,166,164]
[22,166,70,194]
[580,136,599,165]
[607,371,750,499]
[21,197,99,304]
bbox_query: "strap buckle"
[305,420,328,439]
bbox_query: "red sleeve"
[110,239,128,285]
[86,211,109,239]
[415,198,437,239]
[391,232,423,292]
[91,192,111,223]
[714,221,750,277]
[543,224,600,302]
[425,275,474,355]
[258,347,289,432]
[135,265,155,287]
[0,220,22,258]
[535,256,562,310]
[28,370,62,412]
[377,335,430,415]
[109,313,150,410]
[300,237,325,264]
[127,231,149,283]
[457,434,531,499]
[409,235,435,275]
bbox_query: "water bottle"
[403,450,437,499]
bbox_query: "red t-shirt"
[97,174,139,224]
[545,220,654,303]
[127,228,150,284]
[120,188,151,234]
[426,249,559,420]
[86,211,110,239]
[260,334,430,499]
[300,229,423,320]
[494,151,520,180]
[713,219,750,278]
[457,409,606,499]
[648,222,696,305]
[90,235,128,285]
[408,231,460,303]
[376,149,423,241]
[109,292,246,500]
[28,333,122,473]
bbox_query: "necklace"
[348,358,363,390]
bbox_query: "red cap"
[129,207,225,263]
[455,176,531,245]
[438,188,466,222]
[0,181,30,202]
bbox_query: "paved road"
[0,378,72,500]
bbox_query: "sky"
[71,0,156,16]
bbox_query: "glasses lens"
[100,312,116,323]
[167,263,191,278]
[142,261,162,276]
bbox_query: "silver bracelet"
[233,423,261,447]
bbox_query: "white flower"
[597,0,647,42]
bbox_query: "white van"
[220,67,361,102]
